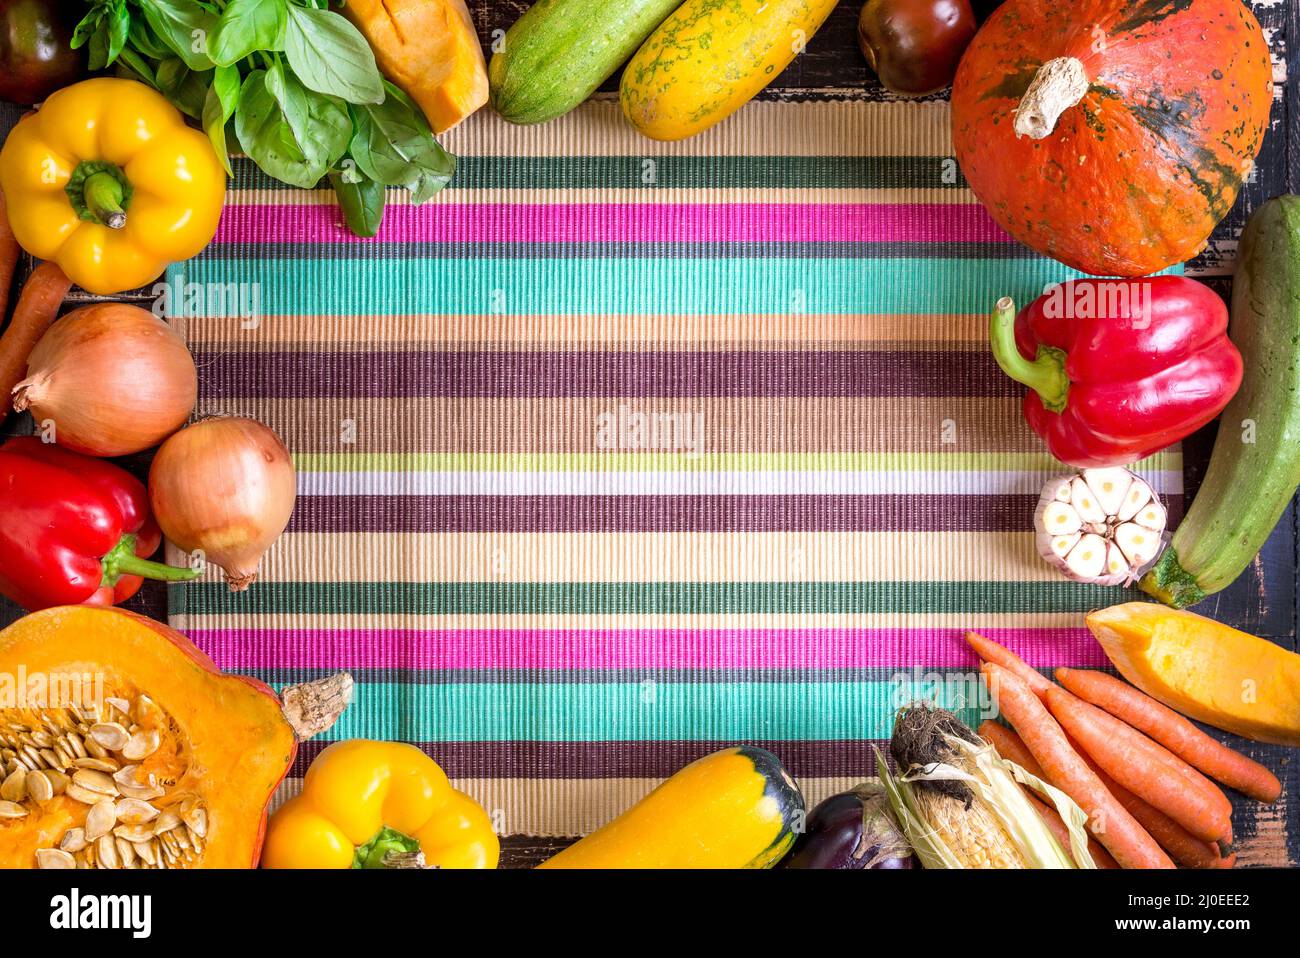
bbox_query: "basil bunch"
[72,0,455,236]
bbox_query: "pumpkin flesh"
[951,0,1272,276]
[0,606,295,868]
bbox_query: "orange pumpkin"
[951,0,1272,277]
[0,606,350,869]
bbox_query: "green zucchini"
[1141,196,1300,607]
[488,0,683,125]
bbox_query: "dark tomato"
[858,0,977,96]
[0,0,86,105]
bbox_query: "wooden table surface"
[1,1,1297,868]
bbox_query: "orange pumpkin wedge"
[343,0,488,134]
[0,606,351,869]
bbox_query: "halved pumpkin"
[0,606,350,869]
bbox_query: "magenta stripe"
[212,203,1015,245]
[186,628,1105,672]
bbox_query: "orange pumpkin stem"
[989,296,1070,413]
[1014,56,1089,139]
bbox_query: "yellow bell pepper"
[261,740,499,869]
[0,77,225,295]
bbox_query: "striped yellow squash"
[620,0,839,141]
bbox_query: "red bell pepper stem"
[989,296,1070,414]
[99,534,201,588]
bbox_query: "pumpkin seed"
[133,840,157,866]
[36,848,76,869]
[72,757,119,773]
[182,804,207,839]
[116,837,137,868]
[96,834,120,869]
[153,809,181,835]
[0,768,26,802]
[88,722,130,752]
[43,768,68,795]
[0,799,28,819]
[121,729,160,761]
[116,798,159,824]
[63,782,104,805]
[26,769,54,803]
[60,828,88,853]
[113,823,156,843]
[71,768,118,796]
[85,799,117,841]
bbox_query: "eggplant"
[780,784,915,869]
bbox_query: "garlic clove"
[1083,467,1133,516]
[1065,533,1108,579]
[1039,500,1082,536]
[1045,532,1080,560]
[1104,541,1131,579]
[1115,522,1159,569]
[1069,477,1107,524]
[1132,499,1166,532]
[1116,477,1154,521]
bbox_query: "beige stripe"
[249,531,1052,585]
[189,397,1040,454]
[441,98,956,159]
[170,611,1089,631]
[178,313,989,349]
[225,187,980,206]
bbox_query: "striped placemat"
[165,98,1184,840]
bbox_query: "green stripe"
[296,680,991,742]
[230,156,970,193]
[178,581,1126,616]
[290,450,1183,474]
[173,256,1088,317]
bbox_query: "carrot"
[1056,667,1281,803]
[978,720,1119,868]
[982,662,1174,868]
[0,260,72,406]
[0,191,19,323]
[1044,686,1233,844]
[965,631,1053,696]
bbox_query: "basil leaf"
[138,0,217,71]
[116,47,158,88]
[208,0,286,67]
[71,6,106,50]
[87,28,111,71]
[329,167,386,238]
[235,69,327,189]
[283,5,384,105]
[155,59,210,120]
[351,83,454,203]
[127,17,175,60]
[264,59,351,170]
[204,64,241,176]
[106,0,130,65]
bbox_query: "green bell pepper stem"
[989,296,1071,414]
[99,534,201,588]
[82,171,128,229]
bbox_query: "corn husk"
[876,734,1095,869]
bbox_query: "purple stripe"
[189,627,1105,671]
[215,203,1014,245]
[193,349,1012,399]
[288,493,1039,532]
[291,738,890,779]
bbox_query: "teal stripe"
[176,581,1126,616]
[230,156,969,193]
[170,256,1089,317]
[292,680,991,742]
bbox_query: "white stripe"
[298,469,1184,497]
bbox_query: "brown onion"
[149,416,297,591]
[12,303,196,456]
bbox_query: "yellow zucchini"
[620,0,839,141]
[538,747,804,868]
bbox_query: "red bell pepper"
[0,436,198,612]
[990,277,1243,467]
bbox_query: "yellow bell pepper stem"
[79,169,128,229]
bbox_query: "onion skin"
[780,787,915,869]
[11,303,196,457]
[148,417,297,592]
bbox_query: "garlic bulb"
[1034,467,1167,585]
